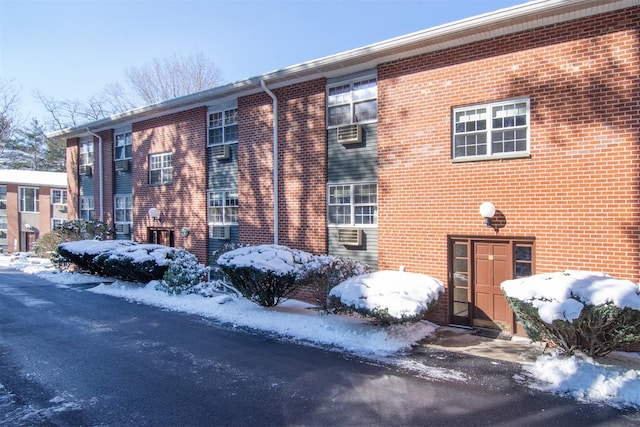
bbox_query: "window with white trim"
[51,189,67,206]
[80,142,94,166]
[328,183,377,226]
[327,77,377,127]
[19,187,39,213]
[208,190,238,224]
[149,153,173,185]
[80,196,94,221]
[208,108,238,145]
[0,185,6,210]
[115,131,132,160]
[51,218,66,230]
[114,195,132,233]
[0,214,7,238]
[453,99,529,159]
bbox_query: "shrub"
[156,248,210,295]
[328,270,445,325]
[32,231,65,258]
[216,245,312,307]
[33,219,113,261]
[502,271,640,357]
[92,244,174,283]
[301,255,370,310]
[56,240,135,274]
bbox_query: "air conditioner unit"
[338,228,362,246]
[115,159,129,171]
[79,165,93,176]
[337,124,362,144]
[116,223,130,234]
[211,225,231,240]
[212,144,231,160]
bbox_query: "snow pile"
[501,271,640,323]
[217,244,313,276]
[107,243,175,266]
[330,270,444,319]
[58,239,136,256]
[521,353,640,409]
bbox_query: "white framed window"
[114,195,132,234]
[51,189,67,206]
[327,76,377,127]
[0,185,6,210]
[51,218,66,230]
[208,108,238,146]
[115,131,132,160]
[328,183,377,226]
[80,196,94,221]
[149,153,173,185]
[208,190,238,225]
[453,99,530,160]
[80,142,94,166]
[19,187,39,213]
[0,214,7,238]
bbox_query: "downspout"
[260,80,278,245]
[86,128,104,222]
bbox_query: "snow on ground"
[2,253,640,409]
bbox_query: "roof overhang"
[47,0,637,140]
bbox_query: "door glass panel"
[451,240,469,324]
[515,244,533,278]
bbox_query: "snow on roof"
[0,169,67,188]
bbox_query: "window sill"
[451,153,531,163]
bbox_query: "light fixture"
[148,208,161,223]
[24,223,33,230]
[479,202,496,228]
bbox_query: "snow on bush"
[93,243,175,283]
[156,248,210,295]
[329,270,444,324]
[502,271,640,356]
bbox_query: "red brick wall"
[66,138,79,219]
[238,78,328,254]
[132,107,208,263]
[378,7,640,323]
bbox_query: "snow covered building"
[48,0,640,334]
[0,170,68,253]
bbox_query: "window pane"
[516,262,532,277]
[328,105,350,126]
[354,100,378,122]
[209,128,223,144]
[224,124,238,142]
[454,243,467,258]
[516,246,532,261]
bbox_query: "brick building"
[0,170,68,253]
[49,0,640,333]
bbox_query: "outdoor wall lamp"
[148,208,161,223]
[479,202,496,228]
[24,223,33,230]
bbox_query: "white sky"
[1,0,526,123]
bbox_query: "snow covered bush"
[37,219,113,262]
[502,271,640,357]
[92,244,175,283]
[216,244,313,307]
[156,248,210,295]
[56,240,137,274]
[329,270,445,325]
[301,255,370,310]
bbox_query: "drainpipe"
[86,128,104,222]
[260,80,278,245]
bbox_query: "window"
[327,77,377,127]
[51,189,67,205]
[208,190,238,224]
[453,99,529,160]
[114,195,132,230]
[80,142,94,166]
[0,214,7,238]
[51,218,66,230]
[115,131,132,160]
[208,108,238,145]
[80,196,94,221]
[0,185,6,210]
[328,183,377,226]
[149,153,173,185]
[515,244,534,278]
[19,187,39,213]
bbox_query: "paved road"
[0,267,638,426]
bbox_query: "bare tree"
[0,78,22,157]
[36,92,111,131]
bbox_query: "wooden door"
[473,242,513,331]
[25,232,36,252]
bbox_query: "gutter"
[260,80,278,245]
[86,128,104,222]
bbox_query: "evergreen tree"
[1,118,65,172]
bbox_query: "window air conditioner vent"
[212,144,231,160]
[79,165,93,176]
[338,228,362,246]
[115,159,129,171]
[211,225,231,240]
[337,124,362,144]
[116,223,131,234]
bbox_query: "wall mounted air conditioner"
[211,225,231,240]
[337,124,362,144]
[115,159,129,171]
[338,228,362,246]
[79,165,93,176]
[212,144,231,160]
[116,223,131,234]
